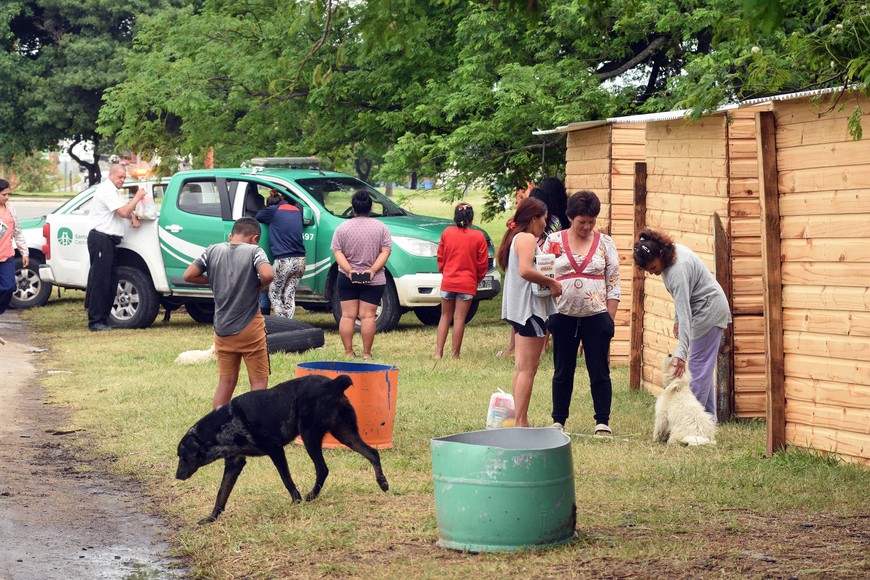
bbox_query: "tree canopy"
[2,0,867,205]
[0,0,185,184]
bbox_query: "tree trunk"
[410,171,418,190]
[354,158,372,181]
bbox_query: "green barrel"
[431,428,577,552]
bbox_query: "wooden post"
[713,212,734,423]
[756,111,786,456]
[629,162,647,390]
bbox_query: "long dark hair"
[632,227,676,269]
[496,197,546,270]
[537,177,568,228]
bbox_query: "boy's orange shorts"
[214,313,270,379]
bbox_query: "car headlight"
[392,235,438,257]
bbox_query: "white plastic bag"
[486,388,516,429]
[135,192,158,220]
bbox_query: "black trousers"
[86,230,120,326]
[548,311,615,426]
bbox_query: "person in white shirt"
[85,164,146,331]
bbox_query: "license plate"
[478,277,493,290]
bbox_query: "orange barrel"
[295,361,398,449]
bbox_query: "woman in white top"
[497,197,562,427]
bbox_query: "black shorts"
[508,315,548,338]
[336,274,386,305]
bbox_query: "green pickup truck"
[40,159,500,331]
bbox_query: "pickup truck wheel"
[185,302,215,324]
[266,328,325,353]
[110,266,161,329]
[331,276,402,333]
[413,300,480,326]
[11,255,52,309]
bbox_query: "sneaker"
[551,422,564,432]
[88,323,115,332]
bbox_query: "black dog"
[176,374,389,524]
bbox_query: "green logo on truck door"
[57,227,74,247]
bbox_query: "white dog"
[174,344,216,365]
[653,355,717,446]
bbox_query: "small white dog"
[653,355,717,446]
[174,344,216,365]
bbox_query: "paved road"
[11,198,72,220]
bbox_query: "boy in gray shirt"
[184,218,274,409]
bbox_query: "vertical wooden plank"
[713,212,734,423]
[757,111,786,455]
[629,161,647,390]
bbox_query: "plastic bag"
[486,388,516,429]
[134,192,158,220]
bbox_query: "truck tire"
[110,266,161,329]
[185,302,215,324]
[266,328,325,353]
[331,276,402,333]
[413,300,480,326]
[263,315,315,334]
[11,255,53,309]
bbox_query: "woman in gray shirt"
[633,228,731,419]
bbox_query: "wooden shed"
[543,87,870,464]
[756,89,870,465]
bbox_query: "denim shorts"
[440,290,474,301]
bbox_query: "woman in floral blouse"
[545,190,620,436]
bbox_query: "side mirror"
[302,206,314,226]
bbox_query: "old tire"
[266,328,325,353]
[413,300,480,326]
[264,315,314,334]
[185,301,215,324]
[110,266,161,329]
[331,275,402,333]
[11,255,52,309]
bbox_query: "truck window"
[296,177,407,218]
[178,180,222,217]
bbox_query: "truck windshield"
[295,177,408,218]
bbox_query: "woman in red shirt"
[435,203,489,359]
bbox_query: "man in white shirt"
[86,164,146,331]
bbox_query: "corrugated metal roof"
[535,85,865,135]
[740,85,858,106]
[533,104,739,135]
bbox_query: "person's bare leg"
[451,299,473,358]
[498,328,516,357]
[435,298,454,359]
[339,299,360,356]
[249,376,269,391]
[512,334,546,427]
[213,373,240,409]
[358,301,379,358]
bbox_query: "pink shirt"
[0,204,27,262]
[330,216,392,286]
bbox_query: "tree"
[0,0,181,185]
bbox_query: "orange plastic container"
[295,361,398,449]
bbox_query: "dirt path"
[0,312,185,579]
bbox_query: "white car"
[12,179,168,308]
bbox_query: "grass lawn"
[19,190,870,578]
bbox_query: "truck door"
[232,180,319,298]
[159,178,234,291]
